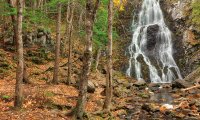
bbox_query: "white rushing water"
[126,0,182,83]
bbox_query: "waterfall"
[126,0,182,83]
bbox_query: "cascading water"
[126,0,182,83]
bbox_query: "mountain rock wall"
[117,0,200,78]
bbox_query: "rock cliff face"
[160,0,200,76]
[119,0,200,78]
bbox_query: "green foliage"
[0,2,17,16]
[47,0,69,7]
[2,95,11,99]
[93,6,108,47]
[191,0,200,30]
[93,0,119,49]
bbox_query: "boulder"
[172,79,192,89]
[141,103,159,112]
[113,86,129,97]
[133,79,147,87]
[184,67,200,83]
[146,24,159,51]
[87,80,95,93]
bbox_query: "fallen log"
[181,84,200,91]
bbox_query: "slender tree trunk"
[40,0,44,10]
[23,0,25,9]
[14,0,24,109]
[37,0,42,9]
[44,0,47,13]
[67,1,74,85]
[33,0,37,15]
[103,0,113,111]
[63,1,70,55]
[75,0,100,119]
[94,47,101,71]
[78,10,84,32]
[7,0,30,84]
[52,3,62,84]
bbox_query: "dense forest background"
[0,0,200,119]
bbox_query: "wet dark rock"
[148,83,160,88]
[87,80,95,93]
[146,24,159,51]
[172,79,192,89]
[148,83,160,91]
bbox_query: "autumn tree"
[75,0,100,119]
[14,0,24,108]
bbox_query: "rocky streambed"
[106,72,200,120]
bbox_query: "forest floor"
[0,47,200,120]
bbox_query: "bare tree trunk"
[94,47,101,71]
[44,0,47,13]
[23,0,25,9]
[37,0,42,9]
[40,0,44,10]
[78,10,84,32]
[14,0,24,109]
[52,2,62,84]
[63,1,70,55]
[67,1,74,85]
[103,0,113,111]
[75,0,100,119]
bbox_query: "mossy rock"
[27,48,53,63]
[43,100,72,110]
[0,59,13,74]
[31,57,46,64]
[113,86,129,97]
[138,93,150,98]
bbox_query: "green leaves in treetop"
[47,0,81,8]
[93,0,119,48]
[93,7,108,47]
